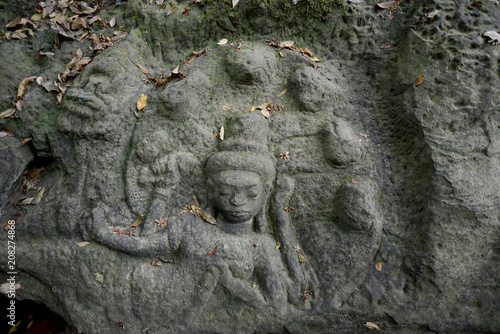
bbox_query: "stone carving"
[4,4,497,329]
[91,114,317,326]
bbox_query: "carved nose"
[230,193,246,206]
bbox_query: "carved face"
[214,170,265,224]
[57,51,143,139]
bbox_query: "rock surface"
[0,0,499,333]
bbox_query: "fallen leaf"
[261,108,270,118]
[31,13,42,21]
[220,125,225,140]
[3,128,15,136]
[218,38,228,45]
[88,16,101,25]
[472,3,482,7]
[16,76,37,100]
[0,282,21,294]
[137,64,149,74]
[484,31,500,46]
[180,204,217,225]
[22,138,32,146]
[30,187,45,205]
[275,241,281,250]
[95,273,104,283]
[380,41,396,49]
[376,261,383,271]
[14,196,28,206]
[251,100,272,112]
[112,31,128,41]
[360,133,370,141]
[310,56,322,62]
[137,94,147,110]
[14,100,22,112]
[232,0,239,7]
[206,248,219,257]
[109,16,116,27]
[71,16,87,30]
[129,215,144,229]
[277,88,288,98]
[364,322,380,330]
[0,109,16,119]
[279,40,295,48]
[415,74,424,86]
[25,166,45,179]
[0,132,8,138]
[221,105,231,111]
[77,241,90,247]
[151,261,163,266]
[213,132,218,139]
[298,252,307,263]
[299,47,314,56]
[377,1,397,8]
[6,17,29,29]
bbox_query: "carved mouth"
[225,211,252,220]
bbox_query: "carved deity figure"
[90,114,317,328]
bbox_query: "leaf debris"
[179,204,217,225]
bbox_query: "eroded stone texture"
[0,0,499,333]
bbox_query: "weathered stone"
[0,0,499,333]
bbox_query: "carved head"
[57,46,146,141]
[206,114,275,231]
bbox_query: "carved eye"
[247,191,259,199]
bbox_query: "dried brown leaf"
[6,17,29,29]
[415,74,424,86]
[299,47,314,56]
[12,30,28,39]
[137,64,149,74]
[220,125,225,140]
[377,1,397,8]
[218,38,228,45]
[109,16,116,27]
[206,248,220,257]
[277,88,288,98]
[151,261,163,266]
[95,273,104,283]
[88,16,101,25]
[298,252,307,263]
[261,108,270,118]
[14,196,28,206]
[22,138,32,146]
[364,322,380,330]
[279,40,295,48]
[71,16,87,30]
[137,94,147,110]
[0,109,16,119]
[221,105,231,111]
[76,241,90,247]
[16,76,37,100]
[129,215,144,229]
[376,261,383,271]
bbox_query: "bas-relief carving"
[59,41,382,329]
